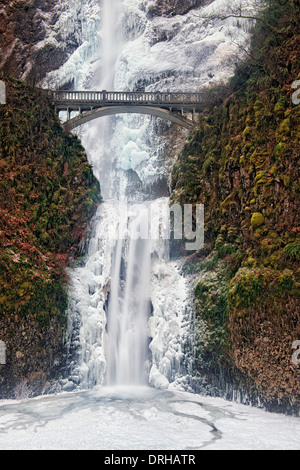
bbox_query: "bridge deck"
[51,90,203,130]
[52,90,204,111]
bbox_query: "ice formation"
[40,0,255,392]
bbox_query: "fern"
[284,241,300,260]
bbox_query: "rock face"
[1,0,56,83]
[0,315,65,398]
[171,1,300,414]
[0,0,98,85]
[0,77,100,398]
[147,0,207,17]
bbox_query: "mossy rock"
[274,141,288,157]
[251,212,265,228]
[278,117,291,137]
[243,126,252,139]
[274,100,285,116]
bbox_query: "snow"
[0,388,299,450]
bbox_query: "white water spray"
[106,207,152,386]
[100,0,122,90]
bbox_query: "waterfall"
[97,0,152,387]
[61,0,187,392]
[106,206,151,386]
[49,0,254,394]
[100,0,122,90]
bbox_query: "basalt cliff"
[171,0,300,414]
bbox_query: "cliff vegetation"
[171,0,300,413]
[0,76,100,398]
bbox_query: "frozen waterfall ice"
[60,0,194,392]
[40,0,258,393]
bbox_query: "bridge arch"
[61,105,195,131]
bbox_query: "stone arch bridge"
[51,90,204,131]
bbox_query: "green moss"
[220,192,236,209]
[278,269,295,290]
[243,126,252,138]
[244,256,257,267]
[251,212,265,228]
[274,141,289,157]
[214,233,224,249]
[0,77,101,325]
[278,117,291,137]
[229,266,298,315]
[193,265,231,371]
[274,100,285,116]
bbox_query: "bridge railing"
[51,90,204,106]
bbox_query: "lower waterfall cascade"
[64,197,194,392]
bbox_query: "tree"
[193,0,277,34]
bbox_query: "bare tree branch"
[193,0,276,33]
